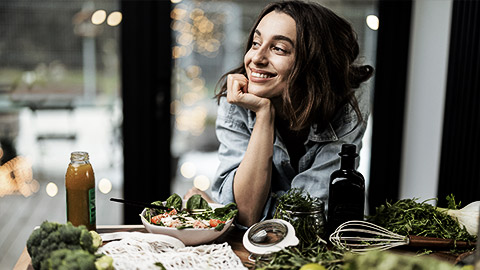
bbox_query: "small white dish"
[243,219,299,256]
[140,202,234,246]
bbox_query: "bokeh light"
[175,106,207,135]
[366,15,379,30]
[98,178,113,194]
[186,65,201,78]
[46,182,58,197]
[170,100,180,115]
[180,162,196,179]
[171,6,187,21]
[0,156,36,197]
[91,10,107,25]
[193,175,210,191]
[30,179,40,193]
[107,11,122,26]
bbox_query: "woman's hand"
[226,74,272,114]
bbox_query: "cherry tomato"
[209,219,225,227]
[151,212,170,224]
[151,215,162,224]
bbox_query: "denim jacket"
[211,88,370,228]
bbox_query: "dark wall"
[121,0,172,224]
[370,0,480,210]
[437,0,480,206]
[368,0,412,213]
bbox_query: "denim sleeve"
[211,98,255,229]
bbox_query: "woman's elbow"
[237,209,261,227]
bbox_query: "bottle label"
[88,188,96,224]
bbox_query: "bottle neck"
[340,156,355,170]
[70,151,90,164]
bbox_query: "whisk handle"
[408,235,476,248]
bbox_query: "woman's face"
[244,11,296,99]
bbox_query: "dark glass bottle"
[327,144,365,235]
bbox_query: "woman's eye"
[252,41,260,48]
[273,46,287,54]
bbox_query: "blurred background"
[1,0,479,269]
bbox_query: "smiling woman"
[205,0,374,228]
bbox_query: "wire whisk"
[329,220,477,253]
[329,220,408,253]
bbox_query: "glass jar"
[275,201,326,246]
[65,151,96,231]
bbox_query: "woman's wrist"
[255,98,275,121]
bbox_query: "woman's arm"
[234,101,275,226]
[225,74,276,227]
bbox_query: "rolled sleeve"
[212,98,276,229]
[211,98,250,205]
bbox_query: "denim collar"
[309,123,338,143]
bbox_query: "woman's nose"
[252,47,268,65]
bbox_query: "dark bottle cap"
[339,144,358,157]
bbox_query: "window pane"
[0,0,122,268]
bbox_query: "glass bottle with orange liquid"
[65,151,96,231]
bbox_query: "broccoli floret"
[44,249,96,270]
[26,221,101,270]
[90,231,102,251]
[79,229,94,253]
[94,255,114,270]
[43,249,113,270]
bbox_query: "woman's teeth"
[251,72,272,78]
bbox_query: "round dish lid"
[242,219,299,255]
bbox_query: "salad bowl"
[140,197,236,246]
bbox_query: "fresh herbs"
[274,189,322,213]
[273,189,326,247]
[367,198,476,243]
[255,243,344,270]
[446,194,461,210]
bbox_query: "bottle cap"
[339,144,358,157]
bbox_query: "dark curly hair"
[215,0,374,131]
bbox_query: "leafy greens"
[186,194,212,210]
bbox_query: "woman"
[186,0,373,228]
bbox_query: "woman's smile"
[250,69,277,81]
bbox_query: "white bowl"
[140,202,234,246]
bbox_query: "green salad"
[143,194,238,231]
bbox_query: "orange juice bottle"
[65,151,96,230]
